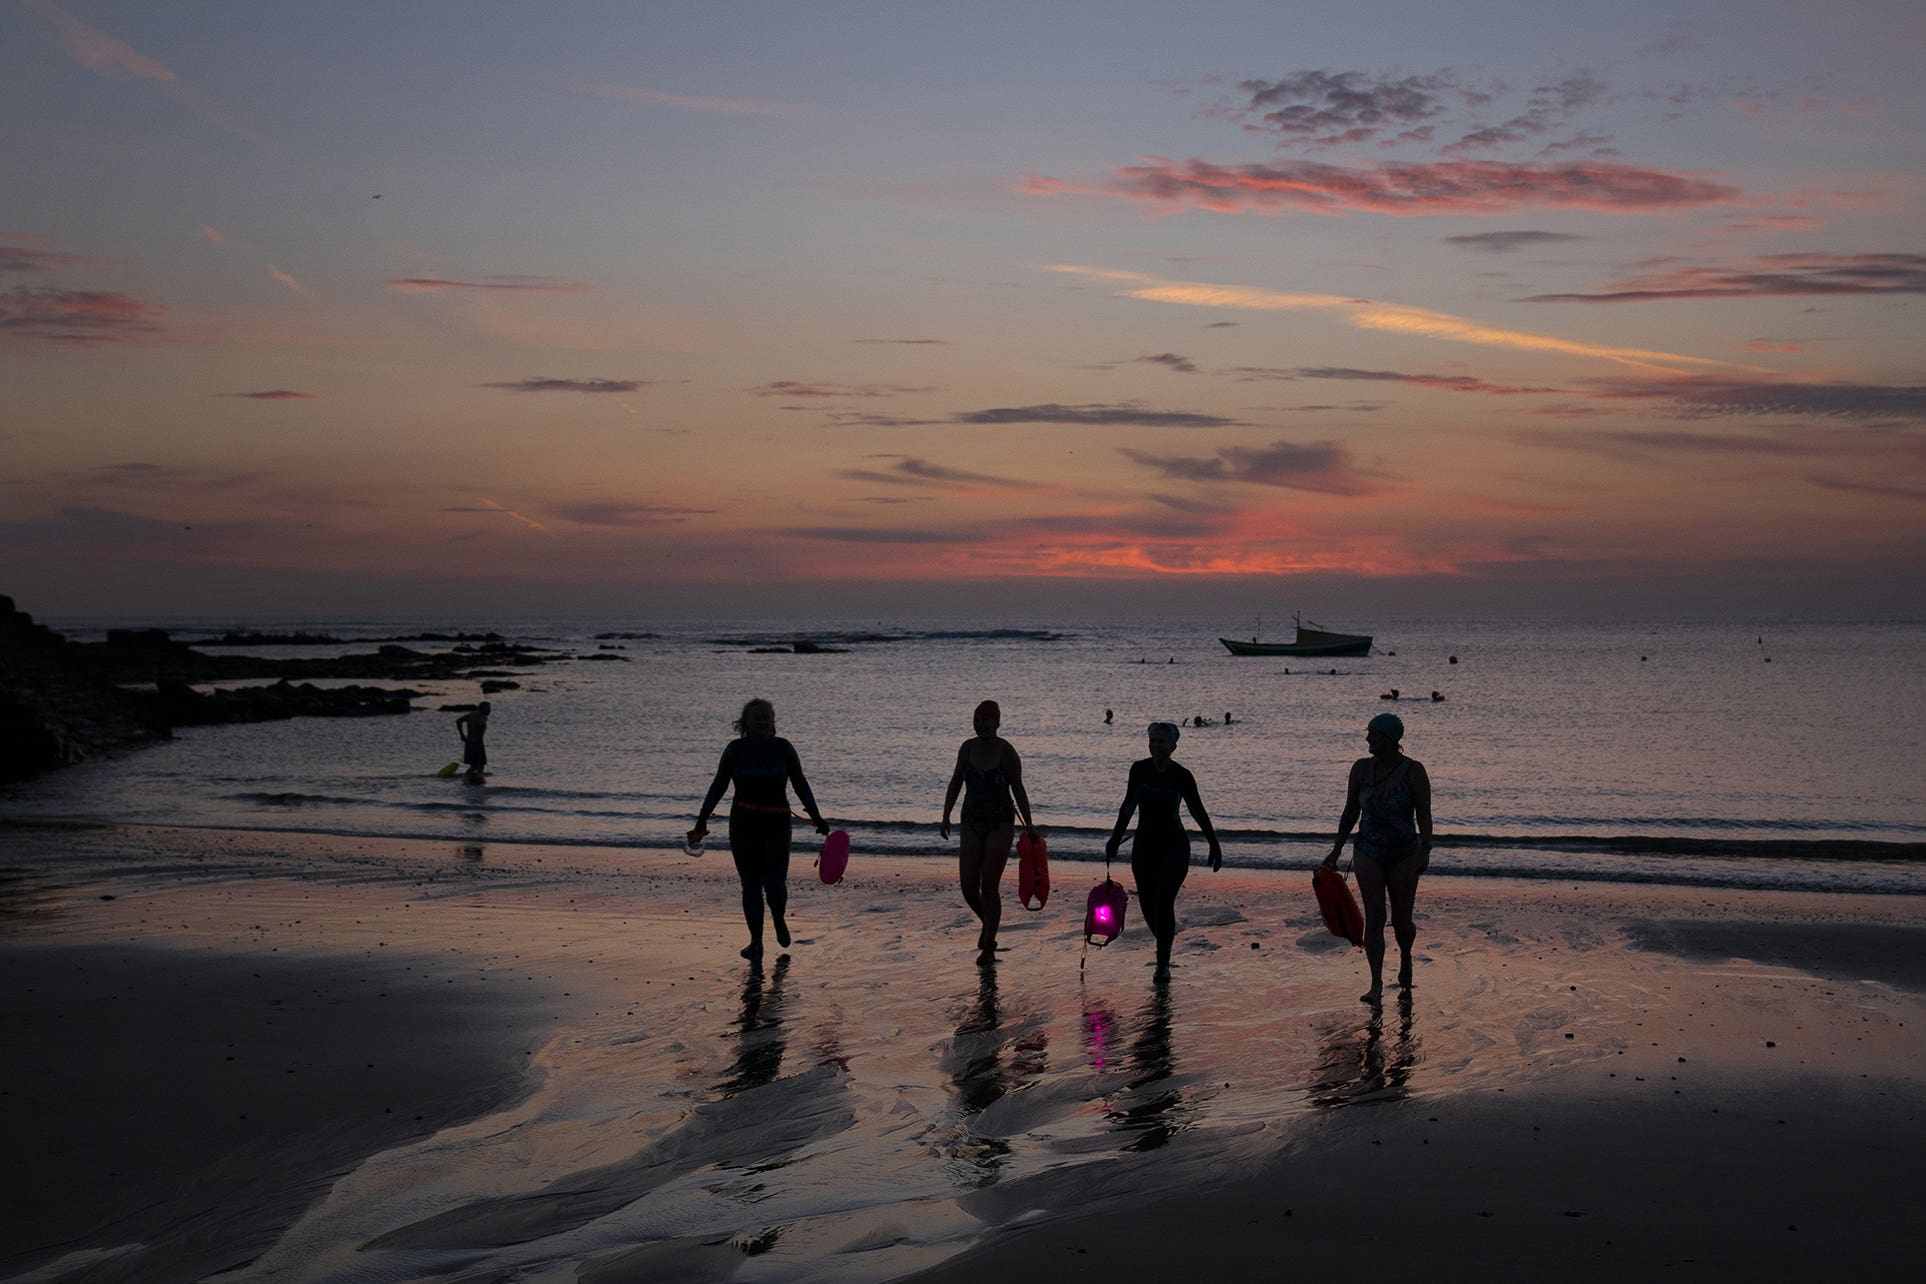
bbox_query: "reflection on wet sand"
[715,954,790,1096]
[938,969,1048,1185]
[1309,991,1419,1108]
[1101,982,1187,1151]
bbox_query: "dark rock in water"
[788,640,846,654]
[152,679,421,725]
[576,653,630,661]
[0,594,171,781]
[196,630,346,646]
[478,679,520,693]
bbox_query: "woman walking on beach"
[1104,722,1222,980]
[1323,712,1433,1005]
[941,701,1039,966]
[691,698,830,960]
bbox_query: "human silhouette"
[1104,722,1222,979]
[942,701,1039,965]
[453,701,491,780]
[1322,713,1433,1004]
[691,698,829,959]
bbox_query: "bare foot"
[975,948,997,966]
[1360,987,1382,1005]
[775,917,791,949]
[741,943,764,960]
[1396,969,1413,990]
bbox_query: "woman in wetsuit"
[941,701,1039,966]
[1322,712,1433,1004]
[691,698,830,960]
[1104,722,1222,980]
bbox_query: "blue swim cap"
[1367,712,1404,741]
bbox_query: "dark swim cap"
[1367,712,1404,741]
[974,700,1001,725]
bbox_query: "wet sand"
[2,823,1922,1281]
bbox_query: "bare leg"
[1352,852,1389,1004]
[959,824,1015,961]
[973,823,1015,962]
[1386,857,1421,990]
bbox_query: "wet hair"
[735,697,775,735]
[973,699,1001,726]
[1367,712,1404,742]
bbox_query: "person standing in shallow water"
[454,701,490,781]
[941,701,1039,966]
[1104,722,1222,980]
[1323,712,1434,1005]
[690,699,829,960]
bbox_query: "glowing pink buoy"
[817,828,850,884]
[1084,878,1129,947]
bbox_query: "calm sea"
[7,616,1923,894]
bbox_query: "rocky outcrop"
[0,595,170,781]
[77,633,565,685]
[151,679,423,725]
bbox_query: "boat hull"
[1220,634,1372,657]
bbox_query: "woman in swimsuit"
[941,700,1039,966]
[1104,722,1222,980]
[1322,712,1433,1005]
[691,698,830,960]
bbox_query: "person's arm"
[1180,767,1223,871]
[1105,763,1141,858]
[1411,758,1434,872]
[454,712,472,743]
[941,743,967,840]
[691,741,737,838]
[1323,760,1366,867]
[784,740,828,834]
[1004,741,1038,839]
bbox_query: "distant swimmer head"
[737,697,776,736]
[973,699,1002,731]
[1366,712,1404,744]
[1148,721,1180,753]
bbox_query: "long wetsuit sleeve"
[1180,767,1219,847]
[1107,763,1142,846]
[697,741,737,823]
[784,741,822,821]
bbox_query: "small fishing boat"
[1220,614,1372,657]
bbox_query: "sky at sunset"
[4,0,1923,620]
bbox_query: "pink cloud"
[0,287,166,345]
[23,0,178,83]
[0,240,118,273]
[1525,253,1926,302]
[384,276,596,294]
[1019,158,1742,217]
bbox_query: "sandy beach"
[3,822,1922,1282]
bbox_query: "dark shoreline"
[0,940,552,1282]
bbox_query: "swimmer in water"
[454,701,491,781]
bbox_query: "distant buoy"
[1641,656,1647,662]
[1448,656,1458,664]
